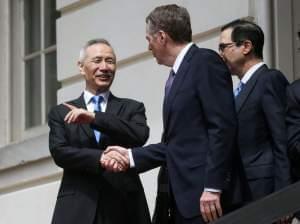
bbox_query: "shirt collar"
[172,42,193,73]
[241,62,265,84]
[83,89,110,105]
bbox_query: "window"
[23,0,60,129]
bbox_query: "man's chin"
[94,83,111,93]
[155,58,162,65]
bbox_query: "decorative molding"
[58,0,99,15]
[0,157,61,195]
[0,133,49,171]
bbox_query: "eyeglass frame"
[218,40,244,52]
[218,42,236,52]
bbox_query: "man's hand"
[200,191,222,223]
[63,103,95,124]
[101,146,130,172]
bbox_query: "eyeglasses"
[218,42,236,52]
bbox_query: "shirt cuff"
[128,149,135,168]
[204,188,221,193]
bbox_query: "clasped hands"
[100,146,130,172]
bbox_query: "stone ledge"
[0,157,62,195]
[0,133,62,194]
[57,0,98,15]
[0,134,50,171]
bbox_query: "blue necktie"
[234,81,244,98]
[91,95,103,142]
[165,69,176,99]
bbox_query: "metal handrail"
[213,181,300,224]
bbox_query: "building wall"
[0,0,298,223]
[0,0,10,147]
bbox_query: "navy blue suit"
[235,65,291,201]
[286,79,300,181]
[132,45,237,219]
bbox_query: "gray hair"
[79,38,113,62]
[146,4,192,43]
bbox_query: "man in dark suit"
[102,4,238,224]
[219,19,291,203]
[287,79,300,181]
[286,80,300,223]
[48,38,151,224]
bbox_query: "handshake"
[100,146,130,172]
[62,103,132,172]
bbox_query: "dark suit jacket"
[286,79,300,181]
[132,45,238,219]
[48,93,151,224]
[235,64,291,201]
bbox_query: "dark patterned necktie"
[164,69,176,99]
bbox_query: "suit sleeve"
[196,51,237,190]
[132,143,167,173]
[286,82,300,168]
[48,106,103,174]
[91,101,149,147]
[262,71,291,189]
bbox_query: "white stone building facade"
[0,0,299,223]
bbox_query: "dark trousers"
[170,198,205,224]
[93,190,130,224]
[169,179,205,224]
[152,167,206,224]
[93,199,112,224]
[152,166,246,224]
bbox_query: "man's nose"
[98,61,109,70]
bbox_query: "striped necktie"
[91,95,103,142]
[234,81,244,98]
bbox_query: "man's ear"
[157,30,167,45]
[77,61,85,75]
[242,40,253,55]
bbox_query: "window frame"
[10,0,59,141]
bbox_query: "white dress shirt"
[240,62,265,85]
[83,89,110,112]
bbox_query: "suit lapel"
[106,93,122,115]
[98,93,122,146]
[71,94,97,143]
[235,64,268,113]
[163,44,197,130]
[69,93,122,147]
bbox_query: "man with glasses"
[287,79,300,181]
[219,19,291,208]
[287,79,300,223]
